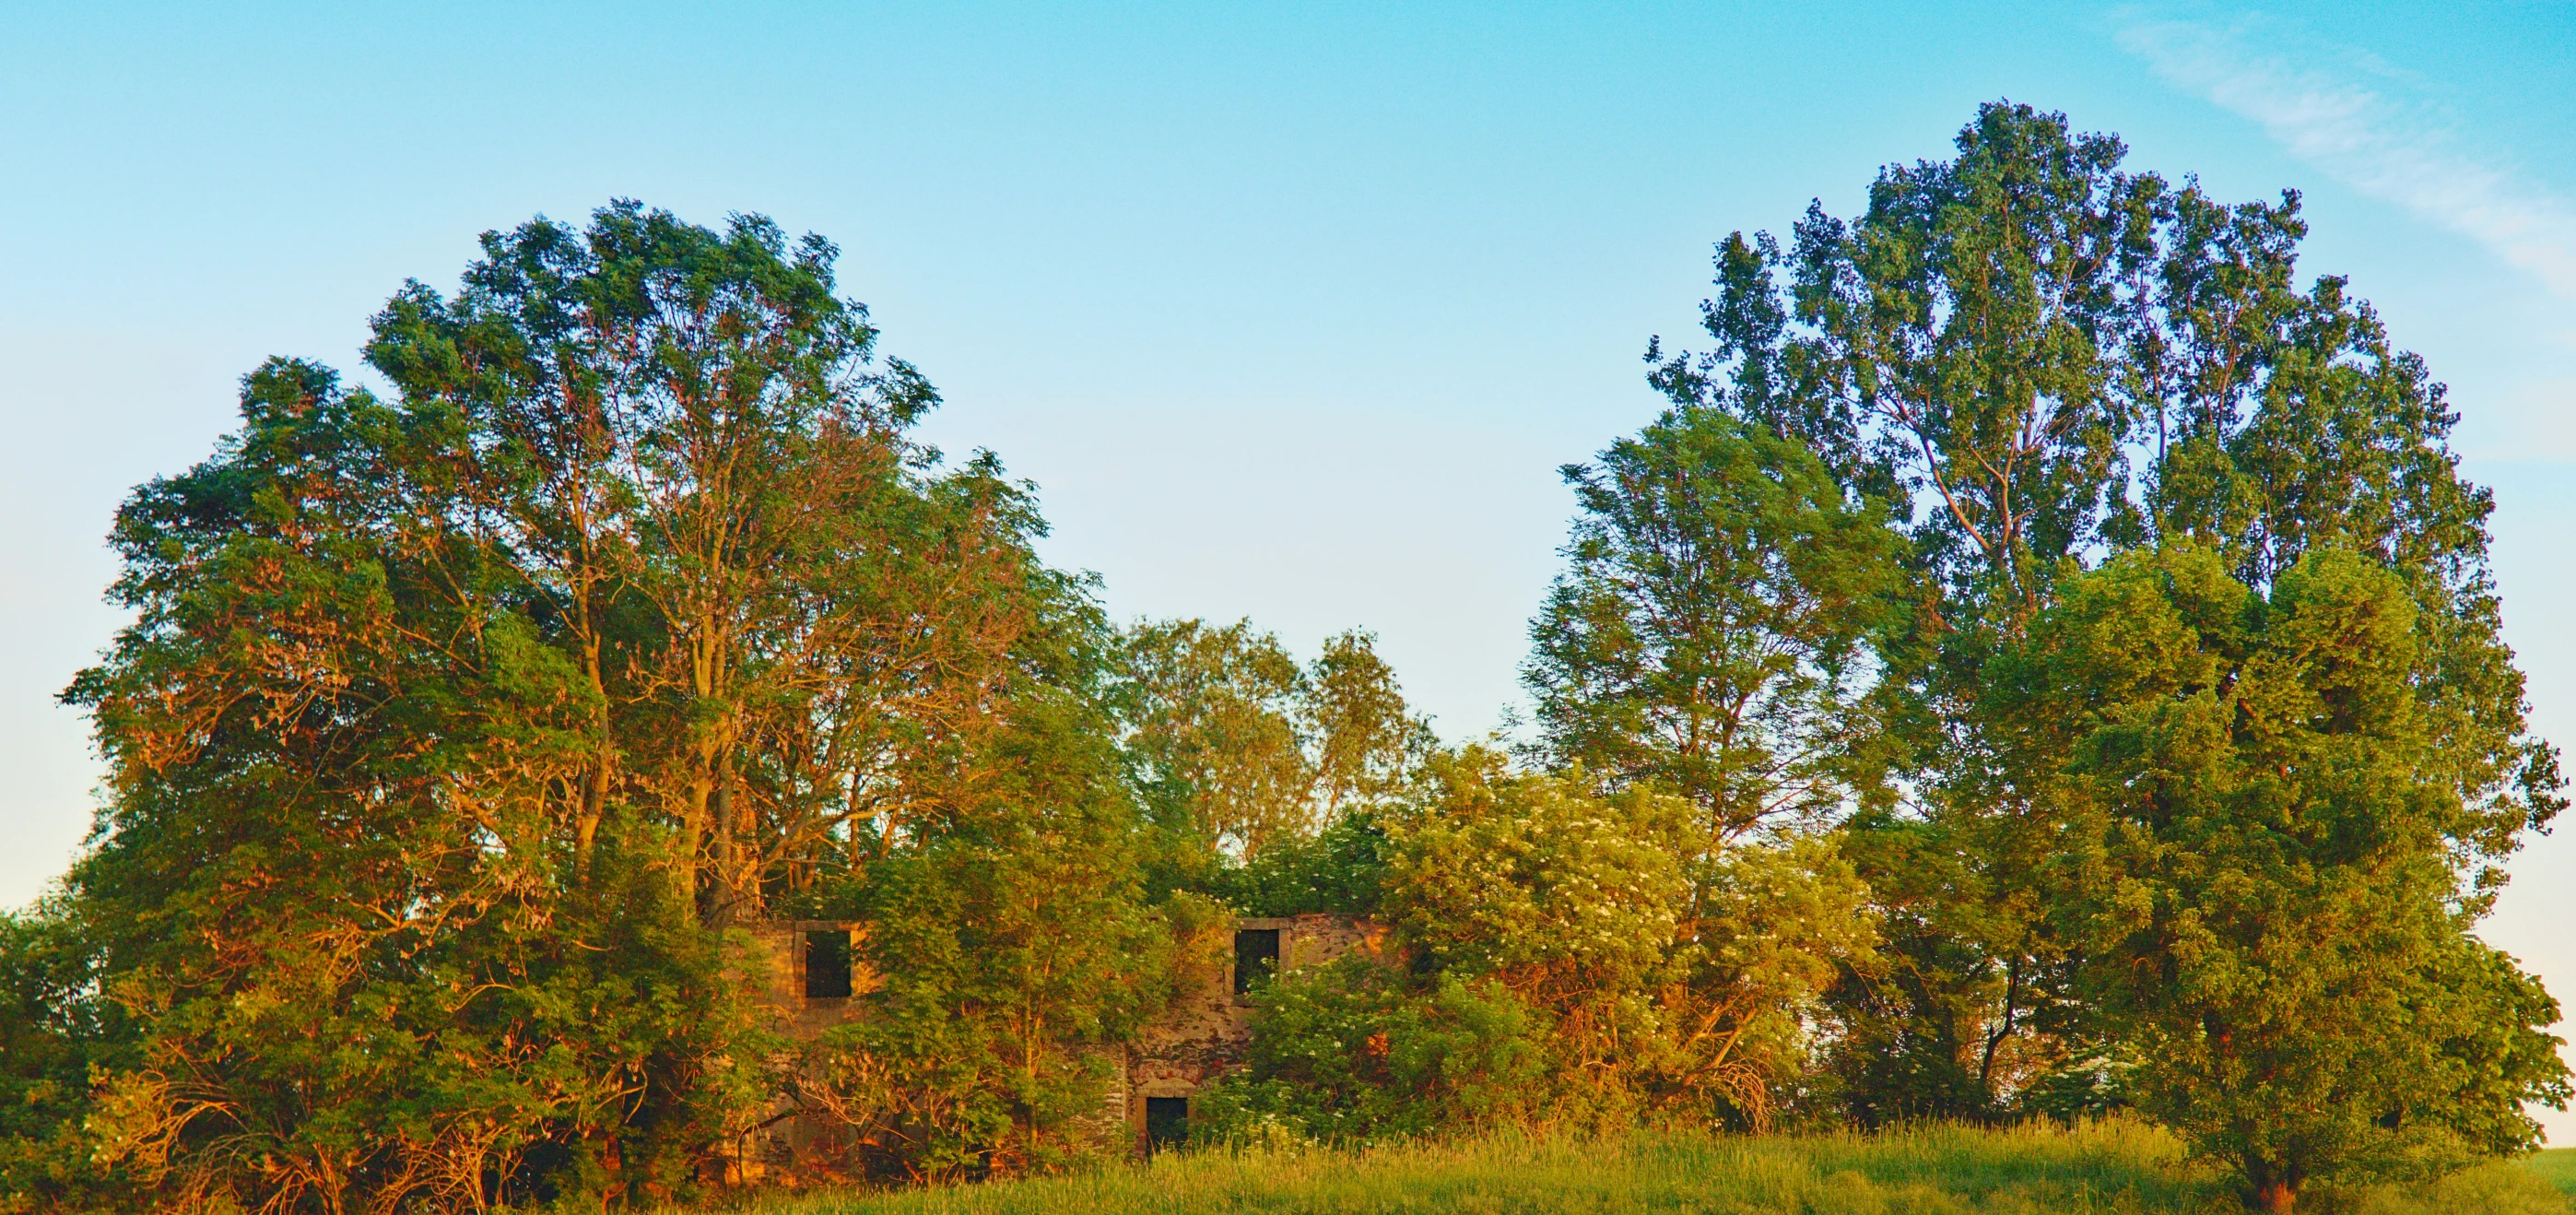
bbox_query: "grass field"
[721,1124,2573,1215]
[2532,1149,2576,1199]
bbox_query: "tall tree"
[1305,631,1441,817]
[364,202,1053,926]
[1116,619,1315,860]
[1989,545,2567,1211]
[38,203,1140,1210]
[57,358,753,1211]
[1647,102,2560,1123]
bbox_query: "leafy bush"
[1195,957,1547,1144]
[1199,750,1876,1144]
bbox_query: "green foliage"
[790,694,1179,1181]
[1524,404,1905,841]
[18,203,1146,1211]
[1305,631,1442,820]
[361,199,1069,928]
[1114,621,1433,898]
[1988,546,2569,1208]
[1204,810,1391,918]
[1522,337,1929,1137]
[1117,619,1313,862]
[1817,807,2097,1128]
[1206,750,1874,1139]
[1383,751,1692,991]
[1195,958,1549,1145]
[1650,103,2560,1155]
[0,902,126,1212]
[36,353,755,1210]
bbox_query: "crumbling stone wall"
[1122,913,1390,1156]
[739,912,1386,1170]
[743,920,879,1040]
[736,921,876,1183]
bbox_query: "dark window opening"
[1233,928,1279,996]
[805,929,853,999]
[1145,1096,1189,1153]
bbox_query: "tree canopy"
[1630,100,2563,1209]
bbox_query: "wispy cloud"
[2119,15,2576,299]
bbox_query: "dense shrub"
[1196,957,1547,1144]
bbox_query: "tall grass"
[724,1123,2570,1215]
[2530,1149,2576,1199]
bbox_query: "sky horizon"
[6,0,2572,1137]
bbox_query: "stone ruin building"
[739,912,1389,1174]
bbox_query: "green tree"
[1306,631,1441,817]
[53,358,759,1211]
[1651,101,2559,1123]
[1204,810,1392,918]
[1524,404,1904,845]
[1115,621,1434,891]
[30,203,1147,1210]
[1115,619,1314,861]
[364,201,1048,927]
[1988,546,2568,1211]
[1640,104,2155,1115]
[0,901,125,1212]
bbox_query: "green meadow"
[727,1126,2573,1215]
[2530,1149,2576,1202]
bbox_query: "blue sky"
[6,0,2573,1129]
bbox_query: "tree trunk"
[2244,1157,2300,1214]
[575,619,610,868]
[707,778,736,928]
